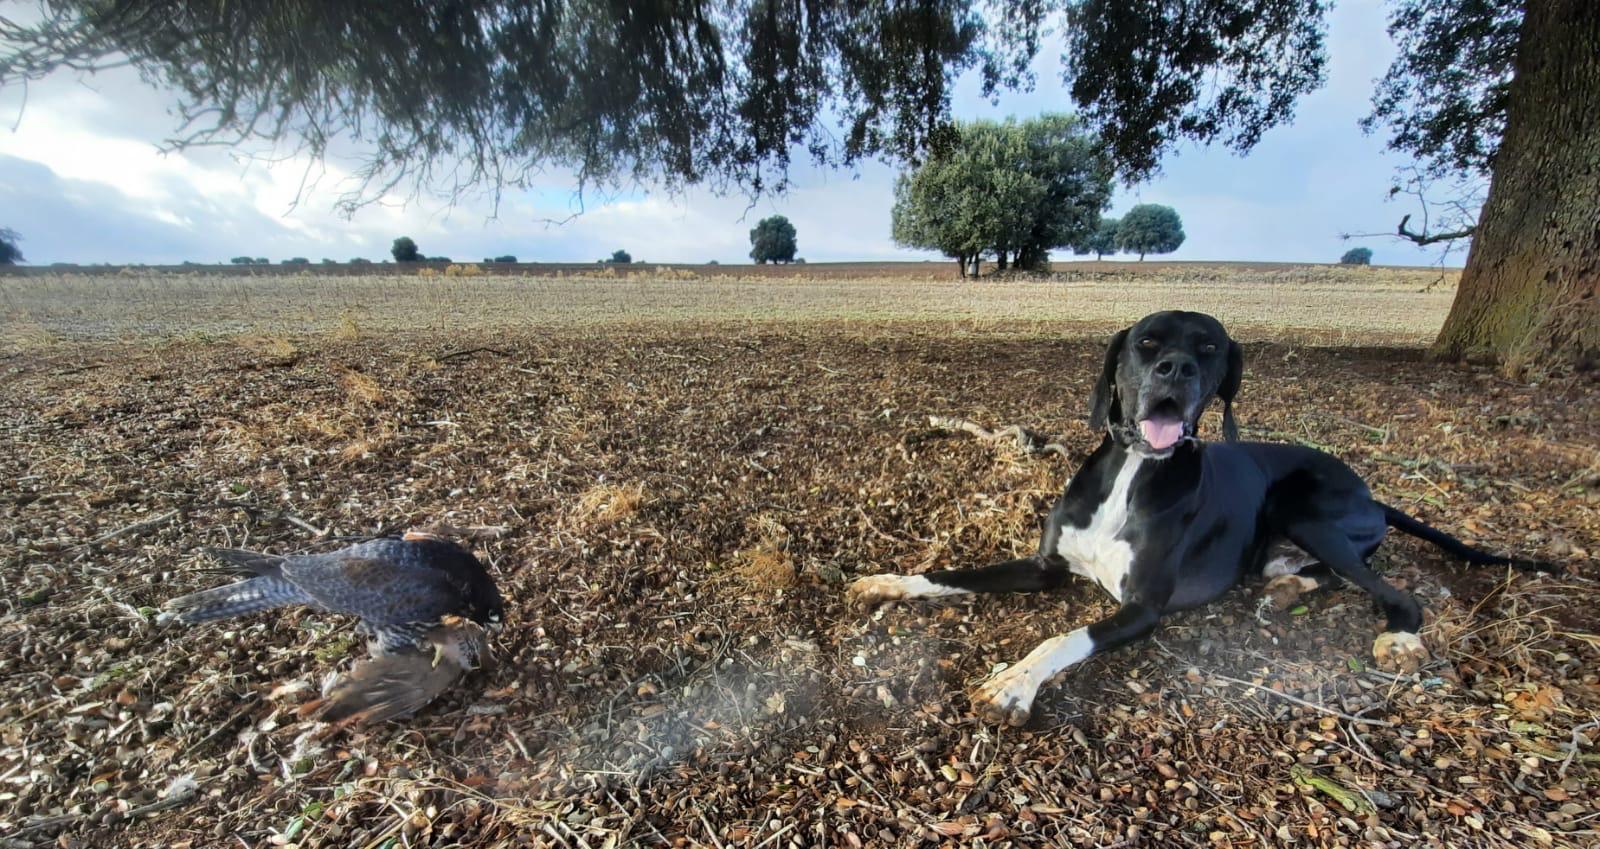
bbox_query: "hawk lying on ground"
[165,532,505,724]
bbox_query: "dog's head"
[1088,311,1242,454]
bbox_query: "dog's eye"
[1138,337,1158,350]
[1199,343,1218,354]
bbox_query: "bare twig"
[281,514,328,537]
[1559,720,1600,778]
[436,347,511,362]
[1204,671,1395,728]
[926,414,1071,460]
[78,509,179,549]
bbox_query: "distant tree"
[794,257,805,264]
[1116,205,1185,260]
[892,115,1113,276]
[230,256,253,265]
[749,215,798,264]
[1340,247,1373,266]
[349,257,371,264]
[321,258,337,264]
[489,254,517,263]
[1073,217,1120,260]
[0,228,21,265]
[707,259,719,266]
[391,237,421,262]
[607,250,632,264]
[0,228,23,264]
[427,256,451,262]
[283,257,310,264]
[254,257,269,264]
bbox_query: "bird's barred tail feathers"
[165,577,306,623]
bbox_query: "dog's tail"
[1379,503,1559,572]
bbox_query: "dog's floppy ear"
[1088,328,1130,432]
[1217,339,1243,441]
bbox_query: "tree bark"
[956,253,968,278]
[1434,0,1600,373]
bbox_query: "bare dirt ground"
[1,267,1597,849]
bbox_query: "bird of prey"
[166,532,505,723]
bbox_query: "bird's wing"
[312,651,465,726]
[280,555,462,626]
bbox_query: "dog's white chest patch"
[1055,455,1143,602]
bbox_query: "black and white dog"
[849,311,1552,725]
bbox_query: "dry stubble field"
[1,264,1597,849]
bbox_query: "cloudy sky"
[0,1,1454,267]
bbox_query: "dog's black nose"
[1154,355,1198,380]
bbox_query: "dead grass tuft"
[235,334,300,367]
[733,543,798,589]
[568,481,647,528]
[335,310,363,341]
[444,263,484,278]
[732,515,798,589]
[339,368,385,404]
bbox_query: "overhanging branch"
[1396,214,1475,246]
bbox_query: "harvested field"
[1,267,1597,849]
[2,263,1456,347]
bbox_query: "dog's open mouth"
[1138,399,1188,451]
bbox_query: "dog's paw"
[1371,631,1429,674]
[846,574,912,608]
[1263,574,1320,612]
[970,664,1038,727]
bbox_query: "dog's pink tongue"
[1139,417,1184,450]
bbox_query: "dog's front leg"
[971,603,1161,726]
[847,556,1069,607]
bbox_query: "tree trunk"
[956,253,968,279]
[1434,0,1600,374]
[971,255,981,277]
[996,248,1008,272]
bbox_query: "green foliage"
[391,237,420,262]
[320,258,337,264]
[3,1,1020,203]
[349,257,371,264]
[606,250,632,264]
[3,1,1530,203]
[1340,247,1373,265]
[749,215,798,264]
[892,114,1112,272]
[254,257,269,264]
[1073,217,1120,260]
[0,228,22,264]
[1116,205,1185,259]
[1064,1,1329,181]
[427,256,451,262]
[1365,1,1518,179]
[229,256,253,264]
[282,257,310,264]
[490,255,517,263]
